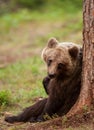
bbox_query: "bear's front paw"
[43,76,50,86]
[43,76,51,94]
[5,116,17,123]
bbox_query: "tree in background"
[68,0,94,116]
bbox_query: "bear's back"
[58,42,81,49]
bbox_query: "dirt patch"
[27,110,94,130]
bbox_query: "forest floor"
[0,7,94,130]
[1,106,94,130]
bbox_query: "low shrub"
[0,90,12,106]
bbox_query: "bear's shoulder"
[58,42,82,49]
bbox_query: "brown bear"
[5,38,82,123]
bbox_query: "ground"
[0,6,94,130]
[1,109,94,130]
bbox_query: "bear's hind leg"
[5,98,47,123]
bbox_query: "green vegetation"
[0,90,11,106]
[0,0,82,33]
[0,57,47,108]
[0,0,82,13]
[16,0,44,8]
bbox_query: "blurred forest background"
[0,0,82,129]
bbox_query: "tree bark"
[67,0,94,116]
[82,0,94,105]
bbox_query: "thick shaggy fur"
[5,38,82,123]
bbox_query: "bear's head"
[42,38,82,79]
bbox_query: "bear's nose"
[49,74,55,79]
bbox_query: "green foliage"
[16,0,82,10]
[0,57,46,107]
[16,0,44,8]
[0,0,82,15]
[0,90,12,106]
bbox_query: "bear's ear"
[47,37,58,48]
[69,46,79,59]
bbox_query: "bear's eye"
[58,63,65,70]
[47,59,52,66]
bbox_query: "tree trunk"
[67,0,94,116]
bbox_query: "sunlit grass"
[0,5,82,34]
[0,56,47,109]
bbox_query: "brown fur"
[5,38,82,123]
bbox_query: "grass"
[0,2,82,36]
[0,90,11,106]
[0,57,47,109]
